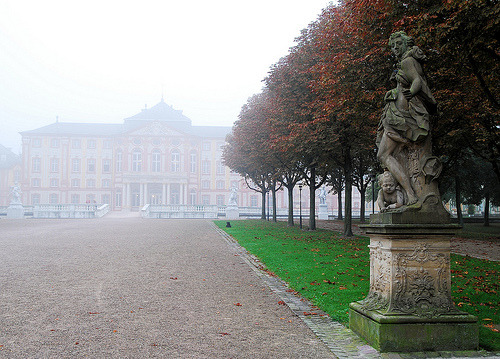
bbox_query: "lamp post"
[267,190,270,221]
[371,174,376,214]
[298,182,303,229]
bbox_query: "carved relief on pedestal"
[390,242,455,317]
[359,241,391,311]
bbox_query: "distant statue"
[376,31,443,213]
[228,186,238,207]
[377,171,404,212]
[10,183,22,205]
[319,186,327,205]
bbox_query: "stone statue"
[376,171,404,212]
[10,183,22,205]
[228,186,238,207]
[376,31,445,216]
[318,186,327,205]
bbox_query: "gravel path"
[0,218,335,358]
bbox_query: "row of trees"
[223,0,499,234]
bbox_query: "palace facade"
[19,99,261,211]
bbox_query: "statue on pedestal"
[376,31,444,217]
[318,186,327,205]
[10,183,22,205]
[228,186,238,207]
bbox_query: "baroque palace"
[17,99,260,211]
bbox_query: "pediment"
[127,121,185,137]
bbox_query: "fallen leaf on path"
[234,303,242,306]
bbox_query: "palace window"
[103,140,112,149]
[202,180,210,189]
[202,195,210,205]
[50,138,60,148]
[32,178,40,187]
[189,189,197,205]
[101,194,110,204]
[50,178,59,188]
[32,157,41,172]
[171,150,180,172]
[115,192,122,207]
[32,138,41,148]
[87,159,96,173]
[102,159,111,173]
[216,180,225,190]
[102,179,111,188]
[190,151,197,173]
[72,139,81,149]
[216,161,225,175]
[132,149,142,172]
[87,139,96,149]
[72,179,80,188]
[72,158,81,173]
[31,194,40,205]
[50,158,59,173]
[202,160,210,174]
[202,142,211,151]
[49,193,58,204]
[152,150,161,172]
[86,179,96,188]
[250,195,258,207]
[71,194,80,204]
[216,195,225,206]
[116,150,123,172]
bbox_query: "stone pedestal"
[226,206,239,220]
[318,203,328,220]
[350,215,478,352]
[7,203,24,219]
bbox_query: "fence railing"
[141,204,219,219]
[32,204,110,219]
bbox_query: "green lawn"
[216,219,500,352]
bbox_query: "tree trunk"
[272,183,277,222]
[360,186,366,223]
[261,190,266,220]
[337,190,343,220]
[484,191,490,227]
[344,152,353,237]
[309,167,316,230]
[287,184,294,227]
[455,175,463,226]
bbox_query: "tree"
[223,93,279,219]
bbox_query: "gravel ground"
[0,218,335,358]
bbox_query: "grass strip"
[215,219,500,351]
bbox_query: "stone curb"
[210,221,500,359]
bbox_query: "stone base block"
[318,204,328,220]
[7,205,24,219]
[225,207,239,220]
[349,303,478,352]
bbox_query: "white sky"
[0,0,333,153]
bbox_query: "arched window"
[152,149,161,172]
[132,149,142,172]
[171,150,180,172]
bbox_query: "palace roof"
[20,100,232,139]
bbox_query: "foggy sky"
[0,0,333,153]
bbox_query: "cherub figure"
[377,171,404,212]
